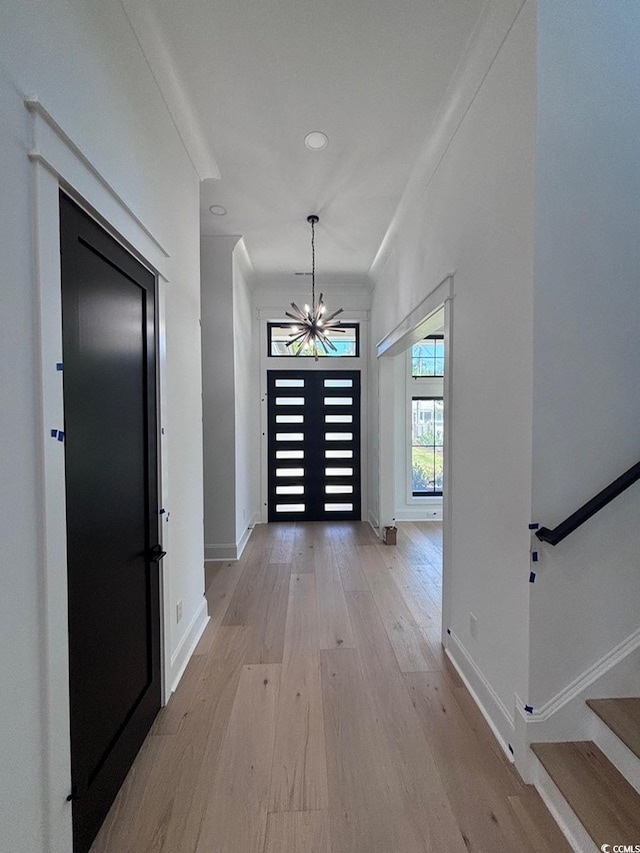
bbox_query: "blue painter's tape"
[532,551,539,563]
[529,571,536,583]
[56,362,63,371]
[51,429,58,438]
[528,523,539,530]
[57,431,64,442]
[524,704,533,714]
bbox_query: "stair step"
[531,740,640,848]
[587,698,640,761]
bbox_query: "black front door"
[267,370,361,521]
[60,193,161,853]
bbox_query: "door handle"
[146,544,167,563]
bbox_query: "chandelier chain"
[284,213,344,360]
[311,217,316,307]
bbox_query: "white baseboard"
[237,515,260,559]
[205,514,260,562]
[532,625,640,722]
[168,597,209,695]
[236,529,250,558]
[395,498,442,521]
[393,508,443,522]
[445,630,515,759]
[205,542,237,561]
[368,510,380,535]
[519,630,640,746]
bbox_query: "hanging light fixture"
[285,214,344,360]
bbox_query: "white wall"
[370,0,536,744]
[233,243,261,545]
[200,236,262,558]
[254,278,372,318]
[201,235,239,558]
[1,1,205,849]
[1,60,46,853]
[529,0,640,706]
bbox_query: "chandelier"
[285,214,344,360]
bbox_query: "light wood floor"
[91,522,571,853]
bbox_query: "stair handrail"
[535,460,640,546]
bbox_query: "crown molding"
[119,0,220,182]
[370,0,528,280]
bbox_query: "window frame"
[267,321,360,358]
[410,395,444,497]
[410,334,444,378]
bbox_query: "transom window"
[411,335,444,377]
[268,322,359,357]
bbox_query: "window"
[411,397,444,495]
[411,335,444,377]
[268,322,359,357]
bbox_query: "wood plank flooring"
[91,521,571,853]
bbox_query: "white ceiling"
[147,0,487,281]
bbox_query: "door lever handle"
[146,544,167,563]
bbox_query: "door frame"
[27,98,172,852]
[258,306,369,525]
[376,274,454,648]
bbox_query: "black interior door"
[267,370,361,521]
[60,193,161,853]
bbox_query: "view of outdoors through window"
[412,397,444,494]
[411,335,444,376]
[269,322,359,357]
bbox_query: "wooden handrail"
[535,460,640,546]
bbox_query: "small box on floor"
[383,525,397,545]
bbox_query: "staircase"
[531,698,640,851]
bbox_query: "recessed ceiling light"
[304,131,328,151]
[209,204,227,216]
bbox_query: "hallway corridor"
[90,522,570,853]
